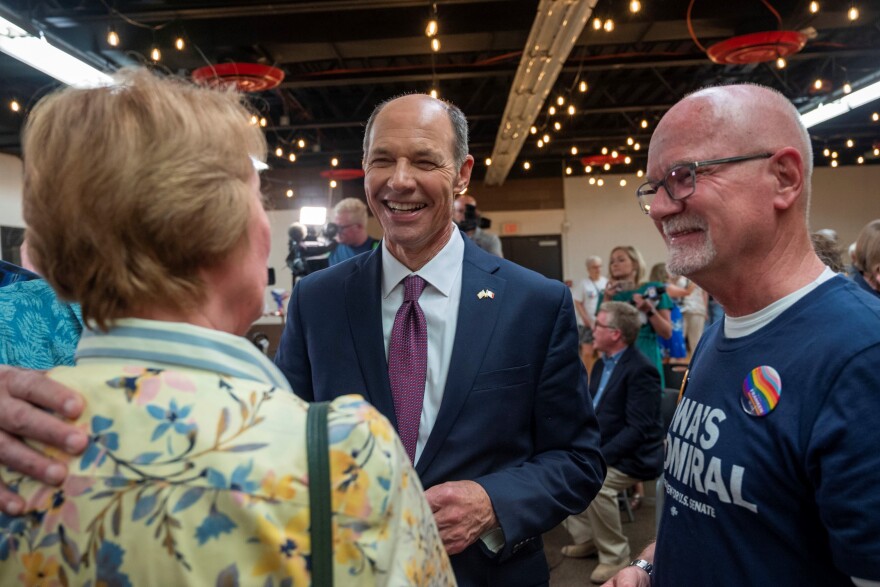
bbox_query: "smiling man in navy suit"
[274,94,605,586]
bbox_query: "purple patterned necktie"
[388,274,428,463]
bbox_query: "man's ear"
[455,155,475,194]
[770,147,804,211]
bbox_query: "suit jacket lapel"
[417,238,504,475]
[343,249,397,425]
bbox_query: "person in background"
[562,302,663,584]
[811,231,845,273]
[572,255,608,371]
[327,197,379,265]
[0,69,451,586]
[851,219,880,298]
[606,83,880,586]
[453,194,504,257]
[601,246,673,387]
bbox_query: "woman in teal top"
[599,245,673,387]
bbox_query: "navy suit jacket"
[275,234,605,586]
[589,345,664,480]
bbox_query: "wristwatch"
[629,559,654,576]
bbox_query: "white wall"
[0,154,24,255]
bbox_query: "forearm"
[648,309,672,339]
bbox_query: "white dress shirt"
[380,226,463,464]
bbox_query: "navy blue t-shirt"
[328,236,379,266]
[654,276,880,585]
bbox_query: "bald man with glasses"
[605,84,880,587]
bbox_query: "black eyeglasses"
[636,152,772,214]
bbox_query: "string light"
[275,147,283,157]
[429,88,438,99]
[250,115,258,125]
[331,157,339,166]
[630,0,641,13]
[485,157,492,166]
[603,163,611,171]
[611,150,618,158]
[523,161,531,170]
[813,79,823,90]
[10,99,20,112]
[603,19,615,32]
[542,134,551,143]
[873,112,879,122]
[858,156,865,164]
[589,177,596,185]
[571,146,578,155]
[637,170,644,178]
[565,166,573,175]
[634,143,641,151]
[831,159,839,167]
[567,105,575,115]
[557,96,565,106]
[426,19,438,37]
[297,139,306,148]
[620,179,627,187]
[601,146,608,155]
[259,117,267,127]
[530,126,538,134]
[875,148,880,156]
[823,148,830,157]
[640,119,648,128]
[553,121,562,131]
[624,156,632,164]
[548,106,557,115]
[831,151,838,159]
[330,180,338,188]
[627,137,634,145]
[289,153,296,162]
[286,189,294,198]
[843,82,852,94]
[431,38,441,52]
[846,139,854,148]
[150,46,161,61]
[107,28,120,47]
[537,139,545,148]
[848,5,859,20]
[597,178,605,186]
[175,37,185,51]
[809,1,819,13]
[776,57,786,69]
[592,18,602,30]
[585,165,593,173]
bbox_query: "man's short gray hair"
[333,197,368,225]
[362,94,469,170]
[599,301,640,346]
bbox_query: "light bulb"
[175,37,185,51]
[565,167,573,175]
[846,139,854,148]
[523,161,531,170]
[259,117,267,127]
[297,139,306,148]
[557,96,565,106]
[823,148,830,157]
[875,148,880,156]
[567,105,575,115]
[831,160,839,167]
[809,1,819,13]
[589,177,596,185]
[597,178,605,186]
[603,163,611,171]
[426,19,438,37]
[537,140,544,148]
[630,0,641,13]
[831,151,838,159]
[634,143,641,151]
[286,189,294,198]
[848,6,859,20]
[873,112,879,122]
[429,88,438,99]
[601,146,608,155]
[603,19,615,32]
[107,29,120,47]
[431,38,441,52]
[637,170,644,178]
[620,179,627,187]
[549,106,557,115]
[843,82,852,94]
[611,150,619,158]
[624,156,632,164]
[814,79,823,90]
[150,47,161,61]
[858,156,865,164]
[776,57,786,69]
[330,180,338,188]
[640,119,648,128]
[543,134,551,143]
[250,115,258,125]
[593,18,602,30]
[275,147,283,157]
[485,157,492,166]
[10,99,20,112]
[331,157,339,166]
[289,153,296,162]
[579,80,588,92]
[585,165,592,173]
[553,121,562,131]
[627,137,634,145]
[530,126,537,134]
[571,146,578,155]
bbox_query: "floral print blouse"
[0,318,454,586]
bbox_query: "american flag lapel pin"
[477,289,495,299]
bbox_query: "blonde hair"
[22,68,267,330]
[610,245,647,285]
[333,197,368,225]
[855,219,880,287]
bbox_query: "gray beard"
[666,236,717,277]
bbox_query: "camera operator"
[453,194,503,257]
[328,198,379,266]
[286,221,338,280]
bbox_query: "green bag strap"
[307,401,333,587]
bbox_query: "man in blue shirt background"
[327,197,379,266]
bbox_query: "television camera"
[286,222,339,278]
